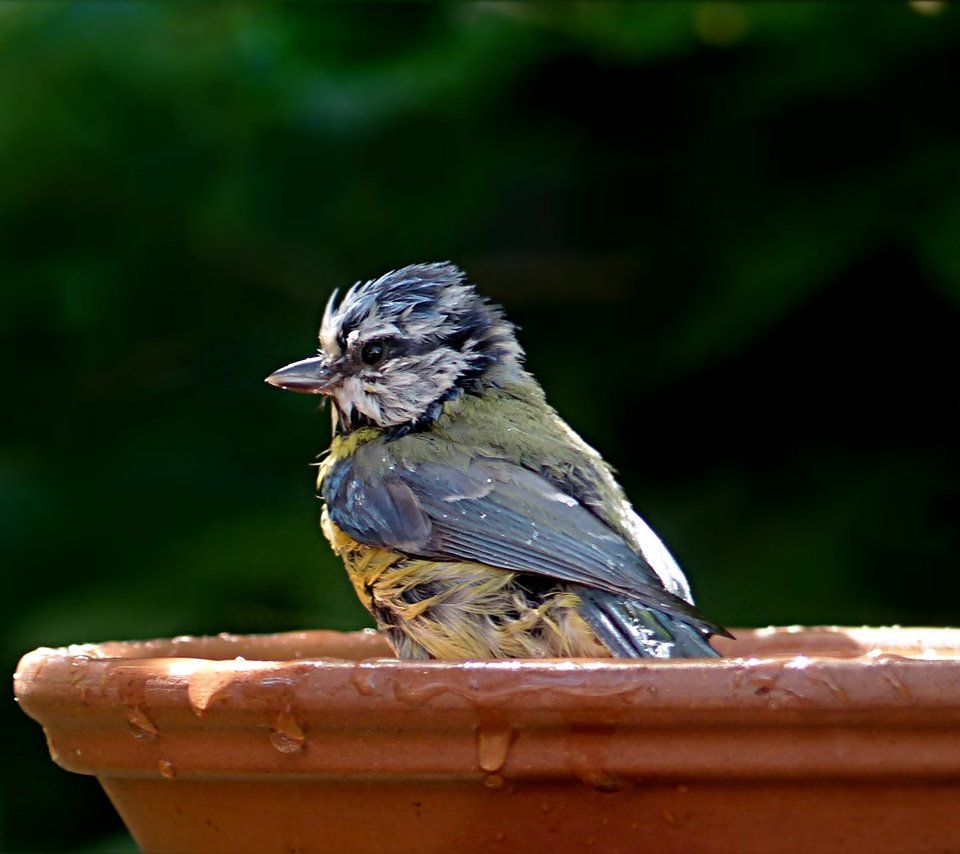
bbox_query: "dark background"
[3,3,959,850]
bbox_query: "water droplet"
[187,671,228,717]
[881,667,913,701]
[393,681,452,705]
[269,710,306,754]
[351,668,377,696]
[476,726,514,773]
[158,759,176,779]
[126,706,159,739]
[580,772,625,793]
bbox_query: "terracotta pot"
[13,626,960,853]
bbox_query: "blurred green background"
[3,2,959,850]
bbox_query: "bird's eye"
[361,340,386,365]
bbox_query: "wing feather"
[323,445,720,633]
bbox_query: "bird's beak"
[265,356,338,395]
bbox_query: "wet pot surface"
[14,627,960,854]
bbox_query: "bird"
[266,262,728,659]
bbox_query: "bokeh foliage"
[3,2,959,849]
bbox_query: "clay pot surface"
[14,626,960,853]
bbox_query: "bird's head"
[266,262,525,432]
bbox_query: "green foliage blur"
[3,2,959,850]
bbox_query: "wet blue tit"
[266,262,729,659]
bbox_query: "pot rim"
[14,626,960,783]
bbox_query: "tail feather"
[577,587,722,659]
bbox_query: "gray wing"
[323,448,720,632]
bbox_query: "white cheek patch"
[333,375,384,423]
[349,349,472,427]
